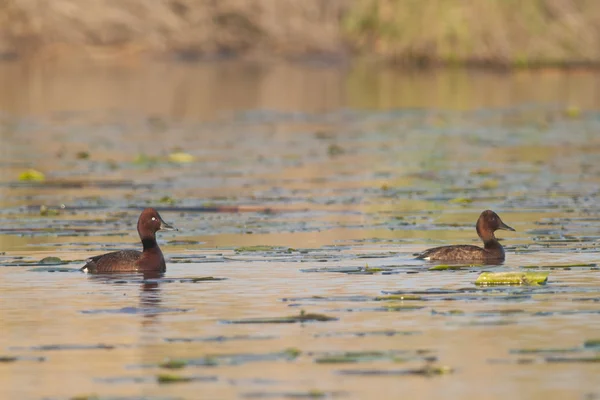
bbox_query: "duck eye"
[151,217,156,221]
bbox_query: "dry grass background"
[344,0,600,67]
[0,0,599,66]
[0,0,350,61]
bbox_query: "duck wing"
[81,250,143,273]
[415,245,485,261]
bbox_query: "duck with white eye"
[415,210,515,263]
[81,208,177,273]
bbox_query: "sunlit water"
[1,61,600,399]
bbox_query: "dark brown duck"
[81,208,176,273]
[415,210,515,262]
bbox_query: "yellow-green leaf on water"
[159,359,187,369]
[475,272,549,286]
[565,105,581,119]
[40,205,60,216]
[159,196,176,205]
[76,151,90,160]
[327,144,345,156]
[168,152,195,163]
[19,169,45,182]
[283,347,302,359]
[480,179,499,190]
[449,197,472,204]
[133,154,159,166]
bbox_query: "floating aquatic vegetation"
[158,196,177,205]
[132,153,162,168]
[18,169,45,182]
[328,305,425,313]
[76,151,90,160]
[281,295,371,303]
[433,308,526,317]
[168,152,195,164]
[241,390,345,399]
[157,373,215,384]
[475,272,549,286]
[14,343,122,351]
[564,105,582,119]
[164,334,276,343]
[221,310,337,324]
[545,356,600,363]
[311,350,432,364]
[356,252,399,259]
[235,245,294,253]
[327,144,345,156]
[0,355,45,362]
[337,365,453,377]
[159,359,187,369]
[510,347,580,355]
[152,348,302,369]
[39,205,60,216]
[431,309,465,316]
[487,358,537,365]
[480,179,499,190]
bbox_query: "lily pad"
[475,272,549,286]
[168,152,195,163]
[19,169,45,182]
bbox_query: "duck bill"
[159,218,178,231]
[498,220,515,232]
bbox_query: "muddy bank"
[1,0,600,67]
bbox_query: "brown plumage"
[415,210,515,263]
[81,208,177,273]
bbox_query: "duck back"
[416,244,504,262]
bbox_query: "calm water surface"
[1,61,600,399]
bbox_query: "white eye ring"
[151,217,156,221]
